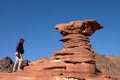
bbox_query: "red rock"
[56,19,103,36]
[65,62,95,73]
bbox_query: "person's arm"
[16,43,20,52]
[15,43,20,58]
[15,52,20,58]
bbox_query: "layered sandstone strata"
[38,19,116,80]
[52,20,101,73]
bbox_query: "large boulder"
[0,57,14,73]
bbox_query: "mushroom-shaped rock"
[55,19,103,36]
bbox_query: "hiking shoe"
[17,69,22,72]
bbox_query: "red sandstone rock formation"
[0,20,117,80]
[55,19,102,36]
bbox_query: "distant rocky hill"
[95,53,120,80]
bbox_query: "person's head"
[19,38,24,43]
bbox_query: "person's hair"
[19,38,24,43]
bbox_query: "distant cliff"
[95,53,120,80]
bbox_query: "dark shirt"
[16,43,24,54]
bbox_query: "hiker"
[13,38,24,72]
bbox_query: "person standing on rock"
[13,38,24,72]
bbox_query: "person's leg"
[13,54,19,72]
[17,53,23,71]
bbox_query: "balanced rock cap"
[55,19,103,36]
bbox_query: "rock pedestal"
[52,20,100,74]
[41,19,116,80]
[53,34,95,73]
